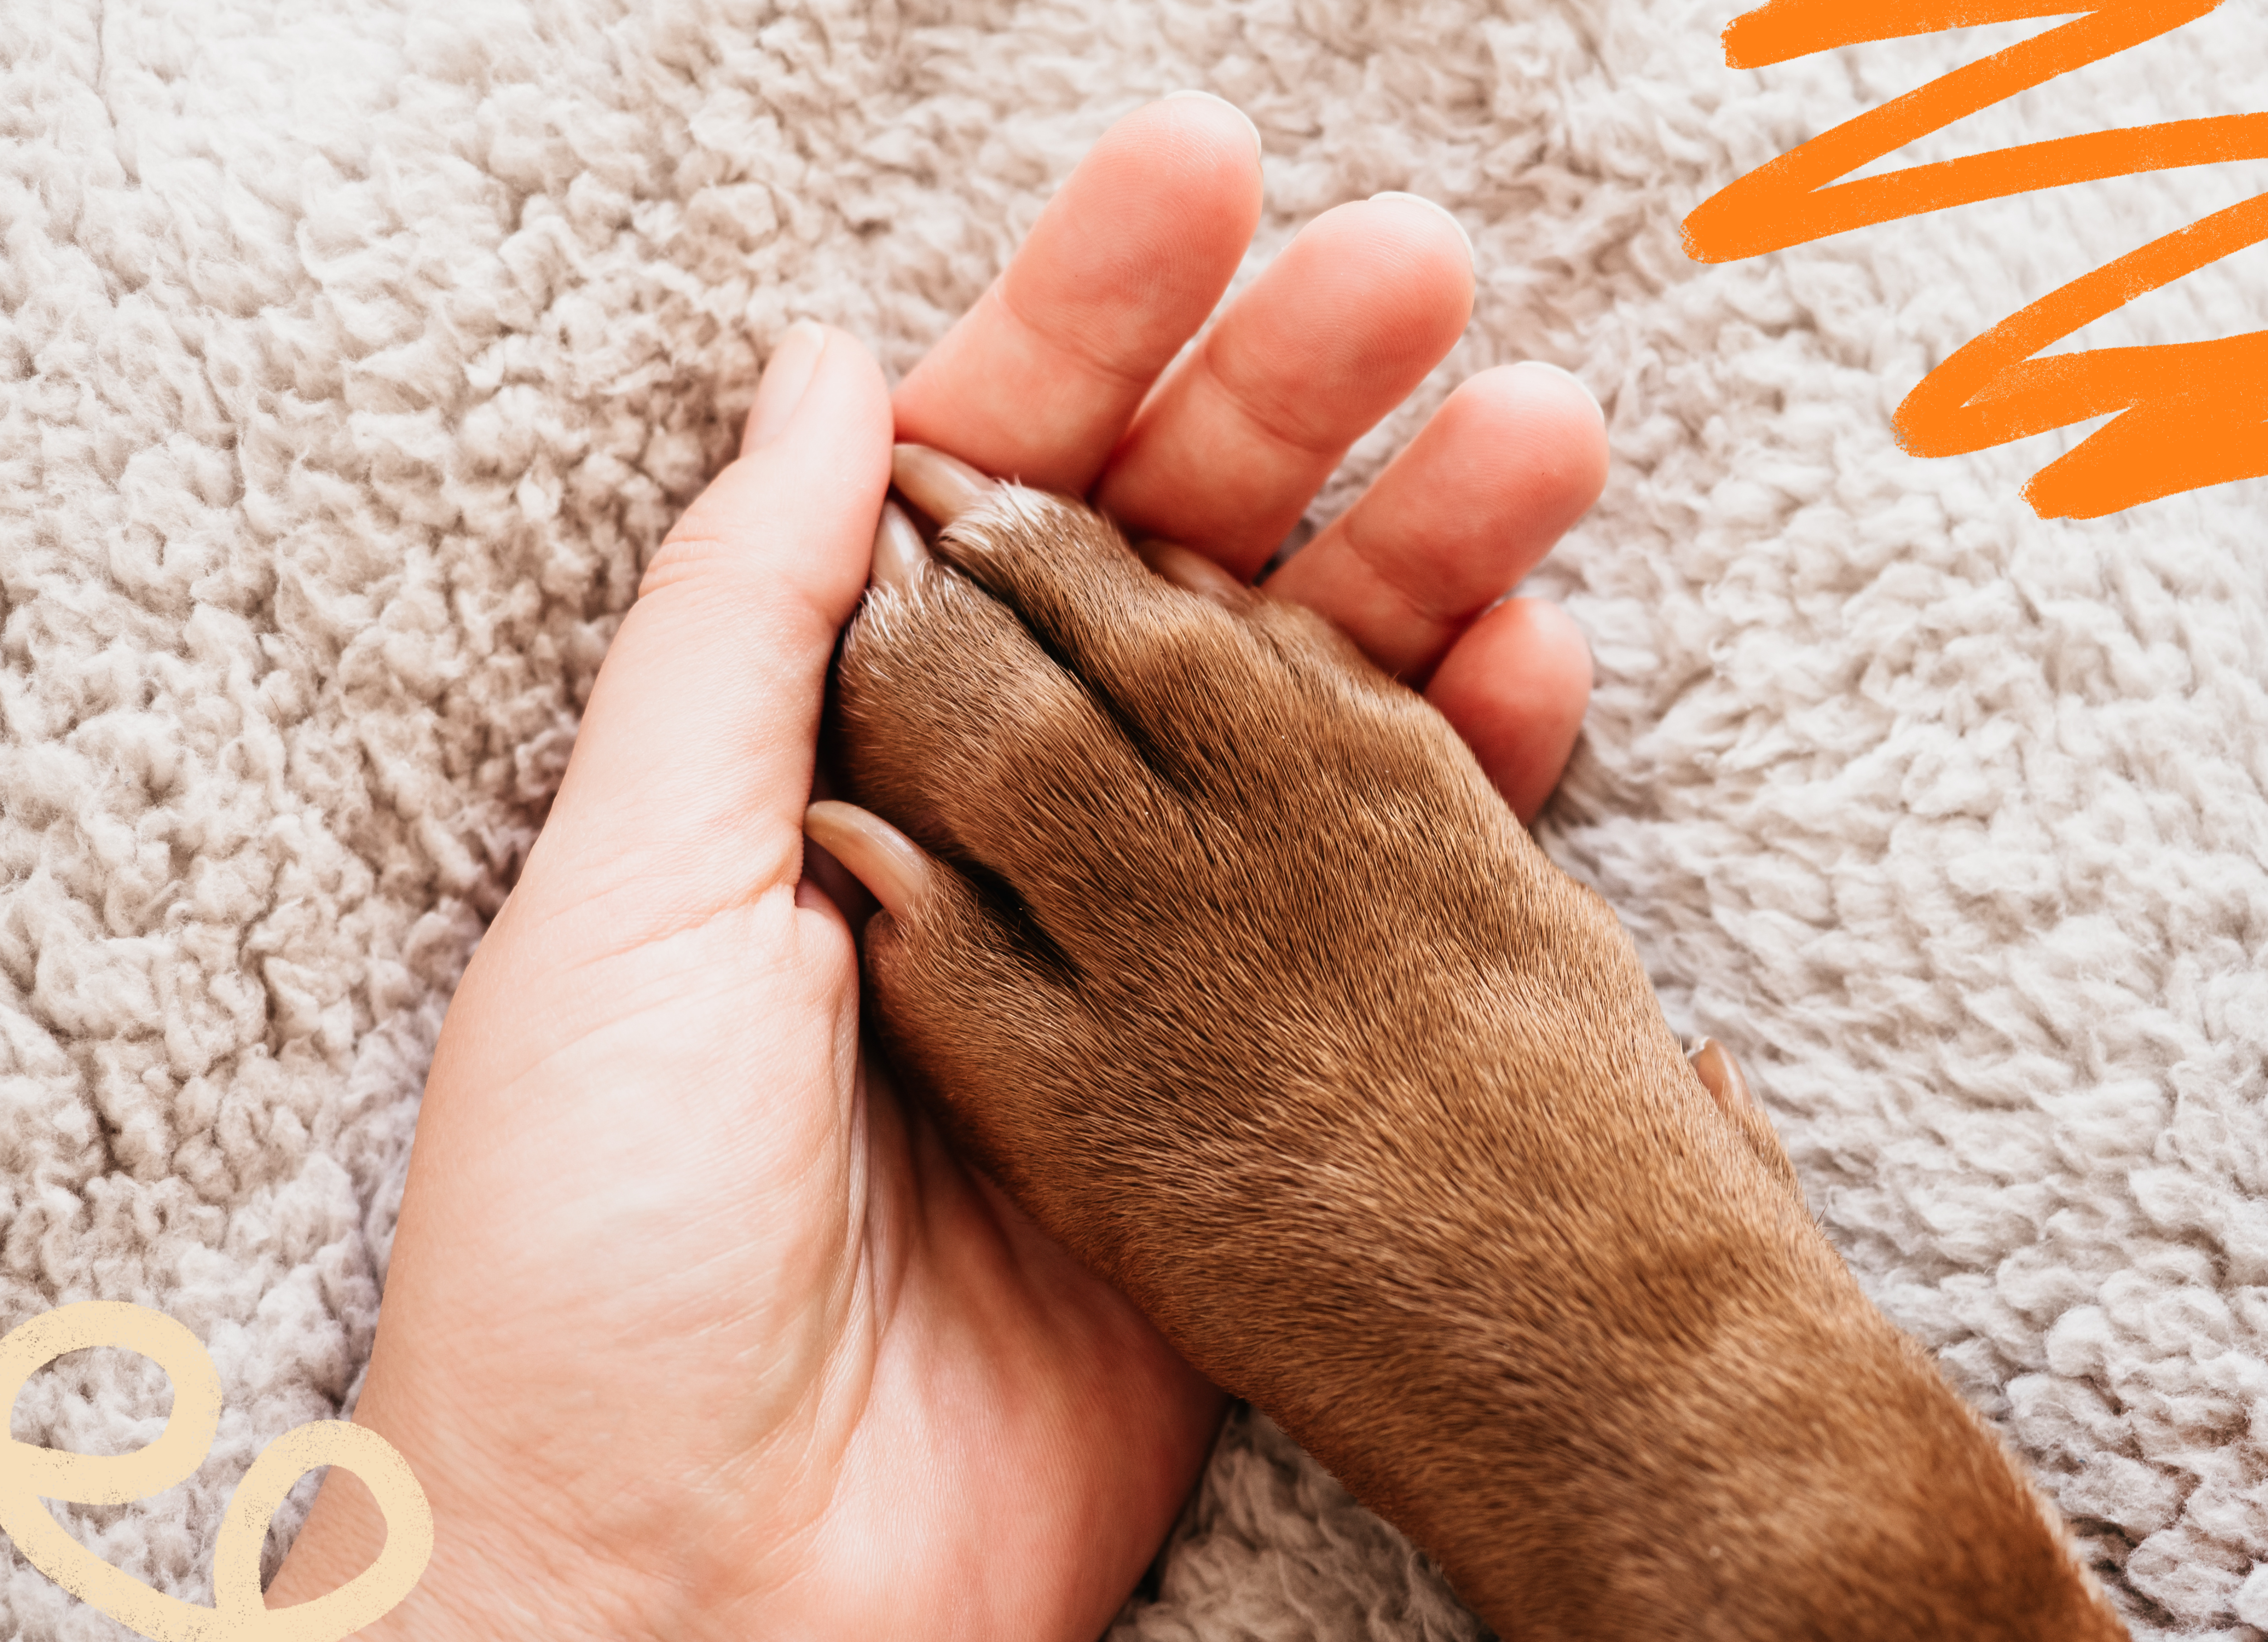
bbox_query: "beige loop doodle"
[0,1302,432,1642]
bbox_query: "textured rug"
[5,0,2266,1636]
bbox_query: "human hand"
[894,93,1606,821]
[267,94,1606,1641]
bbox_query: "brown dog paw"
[807,447,2127,1642]
[820,451,1769,1320]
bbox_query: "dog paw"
[807,451,2132,1642]
[812,447,1800,1383]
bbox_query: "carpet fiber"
[4,0,2266,1635]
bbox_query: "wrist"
[265,1379,659,1642]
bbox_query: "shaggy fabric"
[3,0,2265,1635]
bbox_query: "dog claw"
[804,801,934,925]
[1137,538,1250,608]
[892,443,997,525]
[1688,1038,1755,1119]
[870,500,930,591]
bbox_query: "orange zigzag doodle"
[1682,0,2268,519]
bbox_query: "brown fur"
[827,485,2131,1641]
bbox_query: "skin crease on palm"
[264,94,1609,1639]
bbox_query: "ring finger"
[1263,361,1609,682]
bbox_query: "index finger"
[891,93,1263,496]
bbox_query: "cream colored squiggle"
[0,1303,431,1642]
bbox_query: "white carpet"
[4,0,2266,1635]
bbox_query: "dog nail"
[1688,1038,1754,1118]
[1137,539,1249,608]
[870,500,930,591]
[803,801,933,925]
[892,443,997,526]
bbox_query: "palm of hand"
[271,97,1607,1640]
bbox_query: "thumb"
[514,323,893,938]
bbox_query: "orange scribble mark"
[1683,0,2268,518]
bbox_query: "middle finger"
[1092,192,1476,581]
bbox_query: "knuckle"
[636,530,734,599]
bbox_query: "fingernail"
[804,801,933,925]
[1368,191,1474,264]
[1515,359,1606,430]
[870,499,931,592]
[891,443,997,526]
[743,321,828,452]
[1163,89,1263,162]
